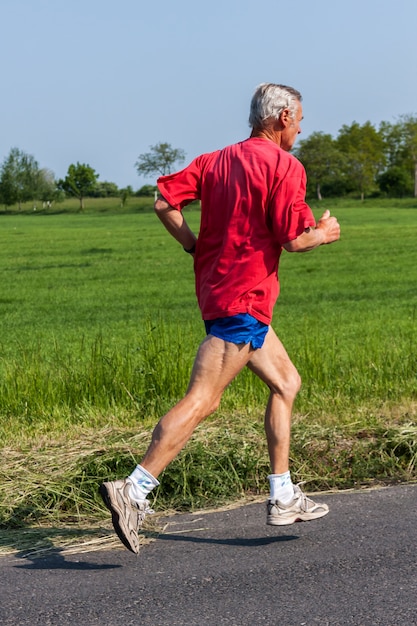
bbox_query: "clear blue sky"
[1,0,416,189]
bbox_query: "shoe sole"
[267,507,329,526]
[99,483,139,554]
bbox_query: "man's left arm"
[283,209,340,252]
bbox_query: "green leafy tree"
[379,118,417,196]
[293,132,346,200]
[58,162,99,210]
[336,121,386,200]
[135,142,186,178]
[0,147,40,209]
[379,120,405,168]
[398,115,417,197]
[36,168,60,205]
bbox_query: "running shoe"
[99,479,153,553]
[267,484,329,526]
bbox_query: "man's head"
[249,83,303,151]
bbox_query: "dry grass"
[1,401,416,560]
[0,522,162,558]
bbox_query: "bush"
[377,167,414,197]
[136,184,157,197]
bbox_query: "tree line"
[1,116,417,211]
[0,143,185,211]
[294,115,417,200]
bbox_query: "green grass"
[276,204,417,414]
[0,206,200,436]
[0,198,416,540]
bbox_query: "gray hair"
[249,83,302,129]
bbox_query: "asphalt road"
[1,484,416,626]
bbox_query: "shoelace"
[293,484,314,511]
[134,500,155,523]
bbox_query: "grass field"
[0,197,416,543]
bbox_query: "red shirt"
[157,137,316,325]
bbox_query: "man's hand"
[315,209,340,245]
[283,209,340,253]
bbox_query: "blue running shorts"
[204,313,269,349]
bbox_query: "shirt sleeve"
[268,160,316,246]
[157,156,204,210]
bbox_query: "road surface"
[1,484,416,625]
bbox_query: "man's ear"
[272,112,286,132]
[280,108,292,127]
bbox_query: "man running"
[100,83,341,553]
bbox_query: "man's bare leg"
[140,334,255,478]
[247,327,329,525]
[247,327,301,473]
[100,333,255,552]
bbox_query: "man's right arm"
[154,195,197,253]
[283,210,340,253]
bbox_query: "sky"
[1,0,416,189]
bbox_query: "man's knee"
[288,367,302,398]
[183,390,222,422]
[270,365,301,400]
[194,392,222,418]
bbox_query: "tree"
[58,162,99,210]
[36,168,60,205]
[135,142,186,178]
[398,115,417,197]
[293,132,346,200]
[379,120,405,169]
[336,122,386,200]
[0,147,41,209]
[379,117,417,197]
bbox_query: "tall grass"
[0,309,414,439]
[1,202,415,431]
[0,323,190,424]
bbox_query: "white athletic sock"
[268,471,295,504]
[127,464,160,502]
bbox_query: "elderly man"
[100,83,341,553]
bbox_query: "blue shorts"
[204,313,269,349]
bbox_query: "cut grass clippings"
[0,522,162,559]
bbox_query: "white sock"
[128,464,160,502]
[268,471,295,504]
